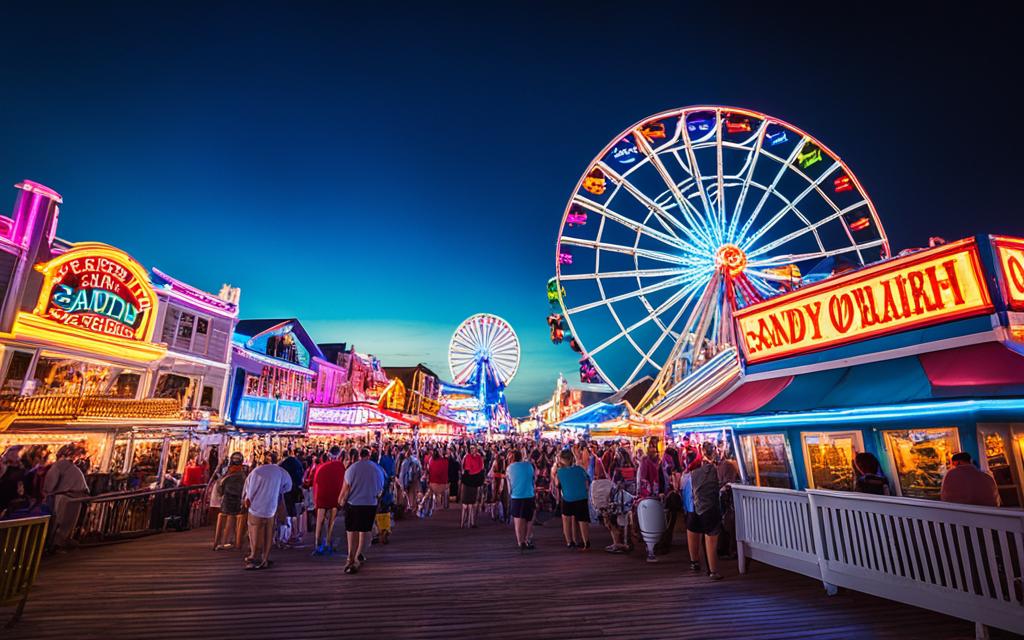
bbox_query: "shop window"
[170,308,212,355]
[980,430,1021,507]
[882,428,958,499]
[740,433,794,489]
[802,431,864,491]
[1,350,33,394]
[111,373,141,398]
[154,373,195,406]
[29,357,139,397]
[194,317,210,355]
[200,385,215,409]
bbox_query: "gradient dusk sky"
[1,3,1019,413]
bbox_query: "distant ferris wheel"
[553,106,889,391]
[448,313,521,387]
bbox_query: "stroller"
[590,477,635,554]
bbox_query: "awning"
[557,402,627,429]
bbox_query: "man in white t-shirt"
[243,455,292,570]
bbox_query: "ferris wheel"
[448,313,521,387]
[553,106,889,392]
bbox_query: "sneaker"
[709,572,723,581]
[524,540,536,550]
[312,545,324,557]
[566,541,577,549]
[689,561,701,572]
[357,553,366,563]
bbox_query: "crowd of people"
[0,444,90,549]
[194,434,745,580]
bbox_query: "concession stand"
[663,236,1024,506]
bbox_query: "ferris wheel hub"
[715,244,747,277]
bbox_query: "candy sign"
[736,239,992,363]
[994,236,1024,310]
[34,244,157,342]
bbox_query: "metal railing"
[0,394,184,420]
[733,485,1024,638]
[0,515,49,628]
[69,484,210,544]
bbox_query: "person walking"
[422,448,448,517]
[312,446,346,555]
[460,444,485,528]
[42,445,90,550]
[554,449,591,550]
[338,447,385,575]
[399,447,422,513]
[507,449,536,551]
[687,442,723,580]
[242,454,292,570]
[279,449,306,546]
[213,452,247,551]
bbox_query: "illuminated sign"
[235,396,306,429]
[736,239,992,363]
[420,397,440,416]
[994,236,1024,311]
[33,243,157,342]
[309,404,407,426]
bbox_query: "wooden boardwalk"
[14,507,1003,640]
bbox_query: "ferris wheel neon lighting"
[555,106,889,391]
[448,313,521,387]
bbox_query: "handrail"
[0,393,185,420]
[69,483,210,544]
[0,515,49,628]
[733,484,1024,637]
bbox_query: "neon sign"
[994,236,1024,311]
[736,239,992,364]
[32,243,158,343]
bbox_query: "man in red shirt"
[312,446,346,555]
[423,448,449,518]
[940,452,999,507]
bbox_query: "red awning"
[919,342,1024,395]
[695,376,794,417]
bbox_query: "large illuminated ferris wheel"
[553,106,889,393]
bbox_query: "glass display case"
[882,427,958,499]
[978,426,1021,507]
[802,431,863,491]
[740,433,795,488]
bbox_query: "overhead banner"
[736,239,992,363]
[994,236,1024,311]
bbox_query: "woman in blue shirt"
[554,449,591,550]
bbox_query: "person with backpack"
[213,452,247,551]
[399,446,422,514]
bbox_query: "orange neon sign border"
[992,235,1024,311]
[734,238,994,364]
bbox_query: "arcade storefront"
[667,236,1024,507]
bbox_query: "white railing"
[733,485,820,580]
[733,485,1024,638]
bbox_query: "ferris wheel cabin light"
[553,106,889,391]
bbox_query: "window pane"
[112,373,140,398]
[981,431,1019,507]
[200,386,214,409]
[154,373,194,405]
[883,428,958,499]
[2,351,33,394]
[740,433,793,488]
[803,432,861,491]
[174,313,195,350]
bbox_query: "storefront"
[666,236,1024,506]
[0,180,237,489]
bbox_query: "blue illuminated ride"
[552,106,890,392]
[445,313,520,430]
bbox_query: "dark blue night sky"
[1,3,1018,413]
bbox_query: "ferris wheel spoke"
[596,162,712,254]
[630,130,717,250]
[564,273,692,315]
[727,120,769,241]
[560,267,687,281]
[734,137,808,247]
[679,120,721,245]
[749,199,868,260]
[586,278,704,359]
[572,195,695,254]
[714,108,727,232]
[560,236,691,266]
[621,277,708,385]
[741,161,842,252]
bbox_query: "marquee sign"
[736,239,993,364]
[994,236,1024,311]
[32,243,158,342]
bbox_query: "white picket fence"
[733,485,1024,638]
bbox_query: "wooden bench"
[0,516,49,628]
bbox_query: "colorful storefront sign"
[736,239,992,363]
[234,396,306,429]
[994,236,1024,311]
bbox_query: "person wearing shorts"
[687,442,724,580]
[338,448,385,575]
[242,455,292,570]
[423,449,449,517]
[507,450,536,551]
[554,449,591,550]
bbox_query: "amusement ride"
[547,106,889,411]
[442,313,520,431]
